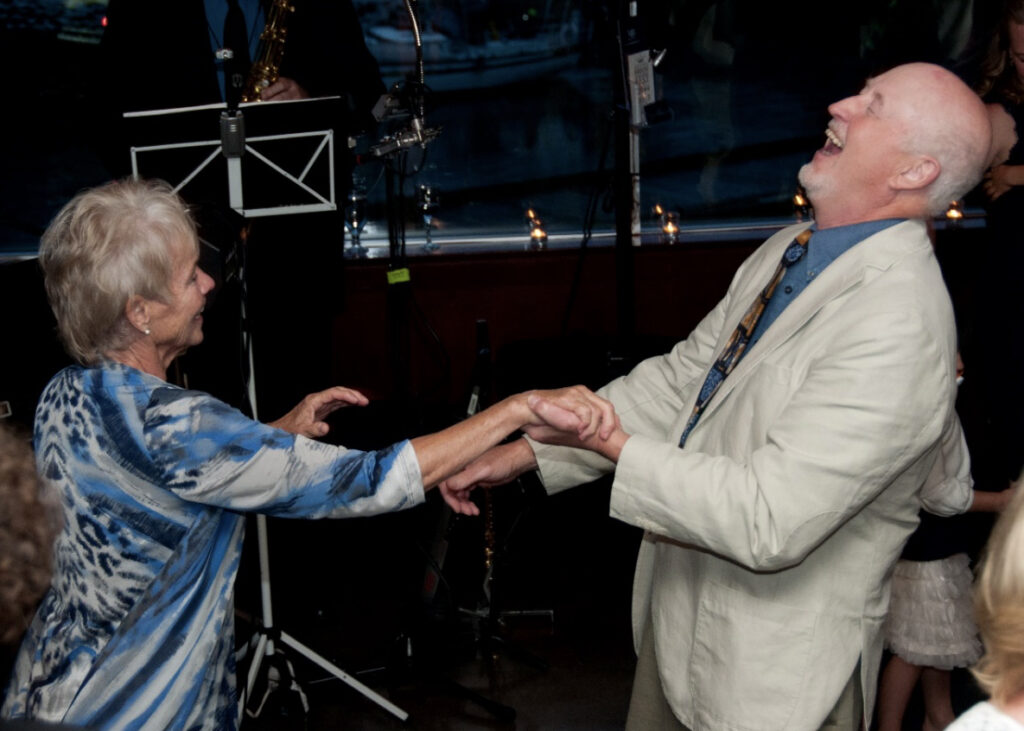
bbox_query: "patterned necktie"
[223,0,252,107]
[678,228,812,448]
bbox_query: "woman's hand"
[438,440,537,516]
[522,388,629,462]
[984,164,1014,200]
[983,162,1024,201]
[269,386,368,438]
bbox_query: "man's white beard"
[797,161,831,208]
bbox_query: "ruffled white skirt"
[883,553,982,670]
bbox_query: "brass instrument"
[241,0,295,102]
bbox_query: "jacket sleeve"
[918,409,974,516]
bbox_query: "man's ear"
[891,155,940,191]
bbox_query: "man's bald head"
[799,62,992,226]
[898,63,992,214]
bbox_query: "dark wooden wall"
[329,241,758,409]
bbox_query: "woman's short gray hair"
[39,178,198,364]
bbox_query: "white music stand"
[124,97,409,724]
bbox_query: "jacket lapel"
[691,219,930,429]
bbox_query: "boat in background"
[359,1,583,93]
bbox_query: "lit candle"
[662,211,680,243]
[530,223,548,250]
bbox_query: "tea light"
[662,211,680,244]
[530,223,548,250]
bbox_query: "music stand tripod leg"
[238,300,408,724]
[279,631,409,722]
[240,516,410,723]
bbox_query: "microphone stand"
[218,70,409,730]
[357,1,519,721]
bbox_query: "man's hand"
[439,440,537,516]
[260,77,309,102]
[269,386,368,438]
[524,386,619,442]
[524,392,629,462]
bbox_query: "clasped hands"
[267,383,627,517]
[441,385,628,516]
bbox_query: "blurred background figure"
[0,422,60,681]
[962,0,1024,509]
[874,96,1019,729]
[946,484,1024,728]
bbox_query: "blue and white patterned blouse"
[1,362,423,729]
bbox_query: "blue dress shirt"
[747,218,905,350]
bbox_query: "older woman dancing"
[0,178,616,730]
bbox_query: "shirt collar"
[805,218,904,274]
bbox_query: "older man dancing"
[442,62,993,731]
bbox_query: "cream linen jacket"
[531,219,973,731]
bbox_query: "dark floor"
[227,475,642,731]
[236,608,636,730]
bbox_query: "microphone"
[370,116,442,158]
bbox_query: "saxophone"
[241,0,295,102]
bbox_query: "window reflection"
[350,0,997,247]
[0,0,1004,256]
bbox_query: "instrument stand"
[383,477,553,724]
[123,90,409,726]
[228,170,410,727]
[379,322,553,723]
[462,485,554,677]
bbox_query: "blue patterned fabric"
[1,362,423,730]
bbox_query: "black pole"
[613,0,640,347]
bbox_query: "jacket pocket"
[689,580,815,731]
